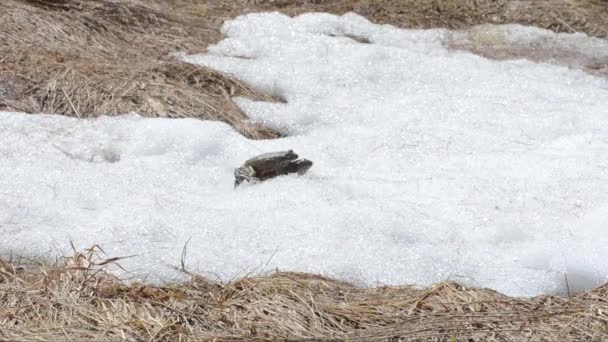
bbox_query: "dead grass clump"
[2,51,283,139]
[1,250,608,341]
[0,0,284,139]
[502,0,608,38]
[354,0,608,39]
[0,0,219,59]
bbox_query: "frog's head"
[294,158,313,175]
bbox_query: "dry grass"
[0,54,283,139]
[0,0,284,139]
[1,249,607,341]
[366,0,608,38]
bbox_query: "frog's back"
[244,150,298,170]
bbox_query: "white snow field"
[2,12,608,296]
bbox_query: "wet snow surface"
[2,12,608,296]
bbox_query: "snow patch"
[1,12,608,296]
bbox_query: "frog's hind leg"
[234,165,256,188]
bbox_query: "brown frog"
[234,150,313,187]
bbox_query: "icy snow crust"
[2,13,608,296]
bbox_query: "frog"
[234,150,313,187]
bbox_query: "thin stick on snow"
[180,237,192,272]
[565,273,572,298]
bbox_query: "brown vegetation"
[355,0,608,38]
[1,250,607,341]
[0,0,284,139]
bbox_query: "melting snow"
[2,12,608,296]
